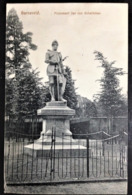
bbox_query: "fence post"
[50,128,53,181]
[53,128,56,179]
[102,141,104,156]
[87,136,89,178]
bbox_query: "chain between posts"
[5,117,127,183]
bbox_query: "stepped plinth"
[24,100,87,157]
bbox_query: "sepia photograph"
[4,3,128,194]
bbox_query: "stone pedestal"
[24,101,87,157]
[37,101,75,139]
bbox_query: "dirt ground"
[5,181,127,194]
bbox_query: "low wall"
[70,117,128,135]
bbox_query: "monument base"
[24,100,87,157]
[24,143,87,158]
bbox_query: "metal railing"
[4,126,127,184]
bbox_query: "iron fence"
[4,124,127,184]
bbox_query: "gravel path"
[5,181,127,194]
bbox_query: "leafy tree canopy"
[93,51,127,117]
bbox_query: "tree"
[5,66,47,118]
[5,77,18,117]
[16,68,45,116]
[76,95,97,117]
[115,95,128,116]
[5,8,39,118]
[63,66,78,110]
[6,8,37,79]
[94,51,126,118]
[40,85,51,106]
[85,100,97,117]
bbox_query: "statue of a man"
[45,40,67,101]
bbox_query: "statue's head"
[52,40,58,51]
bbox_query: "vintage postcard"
[4,3,128,194]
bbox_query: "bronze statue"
[45,40,68,101]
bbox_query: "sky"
[7,3,128,101]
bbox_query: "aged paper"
[5,3,128,194]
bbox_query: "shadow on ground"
[5,181,127,194]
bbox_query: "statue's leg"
[49,76,55,101]
[59,85,66,101]
[59,75,66,101]
[51,84,55,101]
[62,76,66,94]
